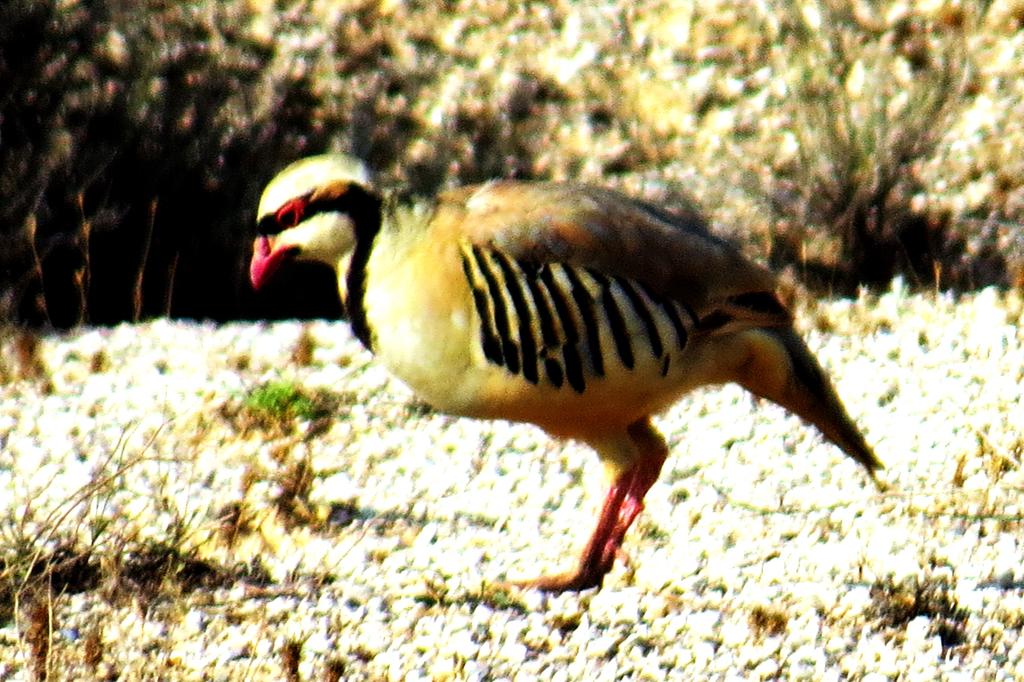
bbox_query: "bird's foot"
[504,565,607,593]
[505,538,620,593]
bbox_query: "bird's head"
[250,154,380,292]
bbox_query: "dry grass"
[2,0,1023,327]
[749,603,789,639]
[867,574,969,655]
[762,0,974,292]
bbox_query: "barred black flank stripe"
[640,282,690,351]
[616,276,663,359]
[563,347,585,393]
[591,271,634,370]
[539,264,586,393]
[492,250,539,384]
[521,257,566,388]
[461,252,505,366]
[543,357,565,388]
[679,299,700,329]
[662,300,689,350]
[562,266,604,377]
[472,246,520,374]
[522,265,559,347]
[538,265,578,343]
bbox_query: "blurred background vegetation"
[2,0,1022,329]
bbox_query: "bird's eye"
[276,197,307,228]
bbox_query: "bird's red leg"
[513,469,633,592]
[513,420,669,592]
[600,447,667,571]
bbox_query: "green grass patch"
[244,381,331,422]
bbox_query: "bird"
[249,154,883,592]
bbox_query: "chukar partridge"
[250,154,882,592]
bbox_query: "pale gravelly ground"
[1,283,1023,680]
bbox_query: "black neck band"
[342,188,382,352]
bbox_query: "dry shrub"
[765,0,980,293]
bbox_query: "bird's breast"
[362,234,498,414]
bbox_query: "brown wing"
[433,181,790,330]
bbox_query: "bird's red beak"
[250,236,298,290]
